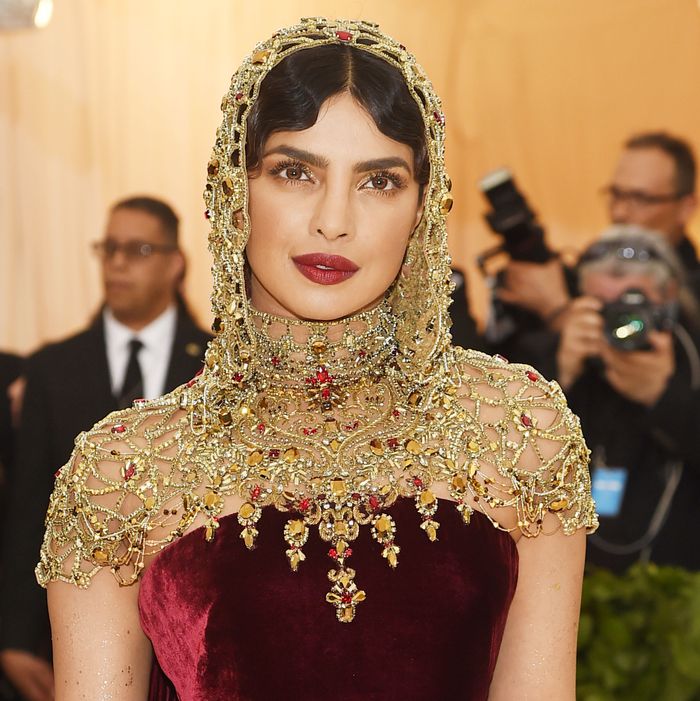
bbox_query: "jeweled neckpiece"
[185,300,471,623]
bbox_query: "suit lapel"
[164,307,208,392]
[90,315,119,411]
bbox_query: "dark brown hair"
[625,131,696,197]
[112,195,180,246]
[245,45,429,191]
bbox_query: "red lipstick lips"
[292,253,359,285]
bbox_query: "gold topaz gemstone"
[288,519,305,536]
[451,475,466,491]
[247,451,263,466]
[420,490,436,506]
[375,515,391,533]
[284,447,299,463]
[369,439,384,456]
[405,439,422,455]
[549,498,569,512]
[331,479,347,497]
[92,548,108,563]
[239,502,256,519]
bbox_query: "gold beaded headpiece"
[202,17,455,391]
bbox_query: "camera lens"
[610,313,646,342]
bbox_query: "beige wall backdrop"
[2,0,700,353]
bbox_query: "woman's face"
[246,92,424,320]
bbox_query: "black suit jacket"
[0,353,22,481]
[0,307,210,653]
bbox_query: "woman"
[37,18,596,700]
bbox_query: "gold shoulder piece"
[451,348,598,537]
[35,391,195,589]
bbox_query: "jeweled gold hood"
[202,17,455,391]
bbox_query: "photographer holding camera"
[556,227,700,572]
[491,132,699,358]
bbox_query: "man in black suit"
[0,196,210,701]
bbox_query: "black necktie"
[117,339,144,409]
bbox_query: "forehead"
[612,147,677,192]
[263,93,415,167]
[106,208,166,241]
[580,269,662,300]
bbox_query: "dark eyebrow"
[262,146,412,175]
[354,157,412,174]
[262,146,328,169]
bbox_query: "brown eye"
[285,166,303,180]
[371,175,389,190]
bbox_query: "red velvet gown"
[140,498,519,701]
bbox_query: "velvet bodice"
[139,499,518,701]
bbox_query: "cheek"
[364,202,418,264]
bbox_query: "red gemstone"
[357,350,367,359]
[111,424,126,434]
[257,423,266,434]
[352,492,361,501]
[328,548,338,559]
[521,414,533,428]
[251,485,262,500]
[336,30,352,41]
[433,111,445,125]
[341,593,353,604]
[271,356,281,367]
[321,388,331,399]
[186,379,196,388]
[392,409,400,418]
[269,449,280,459]
[302,427,317,436]
[124,464,135,480]
[233,372,244,382]
[316,368,330,383]
[345,547,353,557]
[413,477,423,488]
[299,498,311,512]
[369,495,380,510]
[387,438,399,449]
[204,209,212,220]
[526,371,539,382]
[195,368,204,377]
[54,468,61,478]
[235,92,244,101]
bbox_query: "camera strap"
[589,459,683,559]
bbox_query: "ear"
[678,193,698,227]
[171,250,186,283]
[413,189,427,230]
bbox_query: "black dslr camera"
[478,168,552,265]
[602,288,677,351]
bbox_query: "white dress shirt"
[103,305,177,400]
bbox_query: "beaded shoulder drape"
[36,18,597,624]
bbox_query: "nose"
[609,194,632,224]
[311,178,353,241]
[106,247,130,270]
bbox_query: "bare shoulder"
[36,388,195,590]
[446,347,598,539]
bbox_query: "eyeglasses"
[601,184,686,208]
[92,240,178,261]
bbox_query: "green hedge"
[577,564,700,701]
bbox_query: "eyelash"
[267,159,407,196]
[363,170,407,196]
[268,159,314,183]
